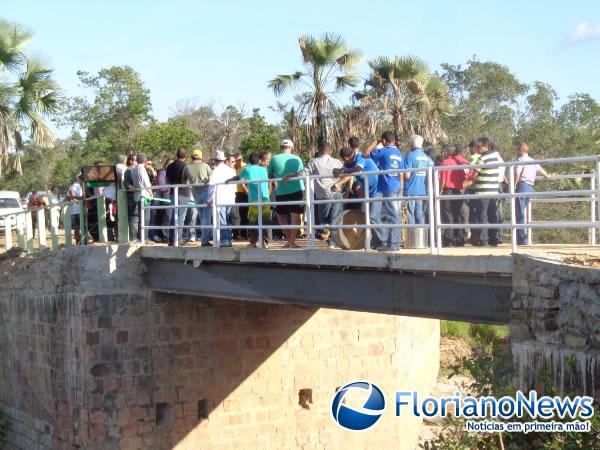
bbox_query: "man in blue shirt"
[334,146,384,249]
[363,131,404,250]
[403,134,434,224]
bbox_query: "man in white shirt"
[67,174,83,244]
[208,150,237,247]
[514,143,551,245]
[130,154,154,241]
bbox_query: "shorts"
[275,191,305,215]
[248,205,272,224]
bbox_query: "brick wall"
[0,246,440,449]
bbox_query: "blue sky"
[4,0,600,136]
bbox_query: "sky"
[4,0,600,137]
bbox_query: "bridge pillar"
[0,246,440,449]
[511,254,600,399]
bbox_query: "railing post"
[140,196,145,246]
[591,176,597,246]
[427,166,436,255]
[37,209,47,250]
[63,205,72,247]
[117,189,129,243]
[25,211,34,253]
[432,166,442,255]
[80,205,87,245]
[213,184,220,248]
[364,175,371,251]
[4,215,12,250]
[306,175,315,249]
[257,181,263,249]
[50,206,59,251]
[16,213,25,249]
[174,186,180,247]
[97,196,107,243]
[509,166,517,253]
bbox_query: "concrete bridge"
[1,243,600,450]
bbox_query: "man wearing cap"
[183,149,212,245]
[268,139,305,248]
[208,150,237,247]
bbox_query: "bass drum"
[331,210,366,250]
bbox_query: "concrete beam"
[143,258,511,324]
[140,246,513,276]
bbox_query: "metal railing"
[2,155,599,255]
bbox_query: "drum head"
[331,210,366,250]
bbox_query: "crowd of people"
[59,132,550,250]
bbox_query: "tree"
[67,66,152,160]
[441,58,527,152]
[364,55,450,145]
[133,117,199,162]
[268,33,361,150]
[0,19,61,175]
[238,108,281,157]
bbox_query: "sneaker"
[327,240,337,249]
[189,236,196,242]
[201,241,212,247]
[375,246,391,252]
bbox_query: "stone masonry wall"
[0,246,440,449]
[511,254,600,398]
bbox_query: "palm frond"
[268,72,305,96]
[335,73,359,91]
[0,19,32,72]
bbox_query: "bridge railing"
[134,154,600,254]
[3,155,598,255]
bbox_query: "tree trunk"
[393,109,400,148]
[315,93,327,151]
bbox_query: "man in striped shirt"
[463,137,501,246]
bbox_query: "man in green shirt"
[268,139,304,248]
[183,149,212,245]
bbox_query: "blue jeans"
[516,182,534,245]
[169,193,190,244]
[191,187,212,244]
[406,199,425,225]
[217,206,232,245]
[316,193,343,227]
[372,192,402,249]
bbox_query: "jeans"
[192,187,212,244]
[216,206,232,245]
[316,193,343,227]
[466,189,479,243]
[406,199,425,225]
[371,191,402,249]
[441,189,466,245]
[129,200,150,241]
[169,193,190,244]
[516,182,534,245]
[475,197,499,245]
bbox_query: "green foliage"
[66,65,152,160]
[238,108,281,157]
[133,117,199,163]
[268,33,361,150]
[0,408,9,443]
[441,321,508,350]
[0,18,61,175]
[422,340,600,449]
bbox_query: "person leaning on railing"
[514,143,551,245]
[462,137,502,247]
[67,174,83,245]
[439,145,469,247]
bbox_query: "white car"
[0,191,25,227]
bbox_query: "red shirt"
[439,155,469,190]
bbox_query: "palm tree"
[364,55,450,146]
[0,19,61,175]
[268,33,361,150]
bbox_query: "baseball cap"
[280,139,294,148]
[213,150,226,161]
[191,149,203,159]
